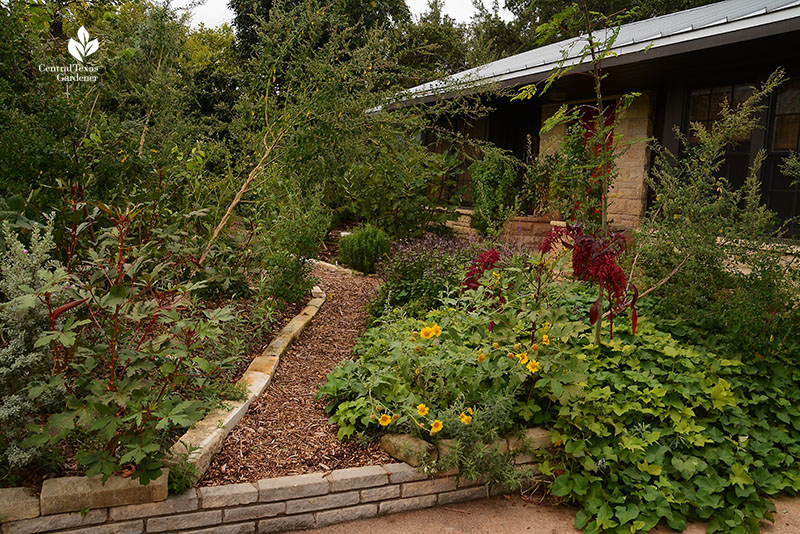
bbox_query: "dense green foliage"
[636,71,800,356]
[0,222,65,481]
[321,252,800,533]
[468,150,520,236]
[369,235,482,318]
[338,225,391,274]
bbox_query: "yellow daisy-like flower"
[527,360,540,374]
[420,327,434,339]
[432,324,442,337]
[516,352,529,365]
[379,414,391,426]
[417,403,429,416]
[459,412,472,425]
[542,335,550,346]
[467,407,473,414]
[430,420,443,434]
[531,343,539,352]
[478,352,486,363]
[492,342,499,350]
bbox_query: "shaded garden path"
[201,264,391,485]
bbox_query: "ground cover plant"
[320,248,800,533]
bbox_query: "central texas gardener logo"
[68,26,99,63]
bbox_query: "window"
[772,78,800,151]
[764,78,800,227]
[686,84,754,189]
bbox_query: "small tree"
[514,3,640,343]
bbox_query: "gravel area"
[201,264,391,485]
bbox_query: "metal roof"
[395,0,800,105]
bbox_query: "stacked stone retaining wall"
[1,462,532,534]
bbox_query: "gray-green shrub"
[0,221,65,482]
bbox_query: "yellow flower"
[392,414,399,421]
[492,342,499,350]
[430,420,443,434]
[432,324,442,337]
[121,154,129,163]
[507,352,515,360]
[420,327,434,339]
[514,343,522,350]
[417,404,429,416]
[531,343,539,352]
[543,322,552,332]
[478,352,486,363]
[379,414,391,426]
[542,335,550,346]
[412,331,419,338]
[516,352,529,365]
[467,407,473,414]
[459,412,472,425]
[527,360,540,374]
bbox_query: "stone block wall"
[1,463,531,534]
[540,93,654,228]
[447,210,554,248]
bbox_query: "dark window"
[764,78,800,230]
[686,84,754,190]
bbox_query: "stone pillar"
[538,94,654,228]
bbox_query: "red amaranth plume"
[462,248,501,291]
[540,225,637,336]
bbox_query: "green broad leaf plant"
[22,205,234,484]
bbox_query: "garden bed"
[201,264,392,485]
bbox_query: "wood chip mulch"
[200,265,392,485]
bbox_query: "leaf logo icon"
[67,26,99,63]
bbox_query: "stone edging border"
[311,259,364,277]
[0,286,327,524]
[0,431,551,534]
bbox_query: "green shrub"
[21,207,236,485]
[338,224,391,274]
[469,149,520,236]
[636,70,799,356]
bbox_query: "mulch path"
[200,264,392,485]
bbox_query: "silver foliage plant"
[0,220,66,476]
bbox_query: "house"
[398,0,800,243]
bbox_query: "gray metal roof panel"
[397,0,800,103]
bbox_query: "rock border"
[0,431,551,534]
[1,286,327,524]
[311,259,364,277]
